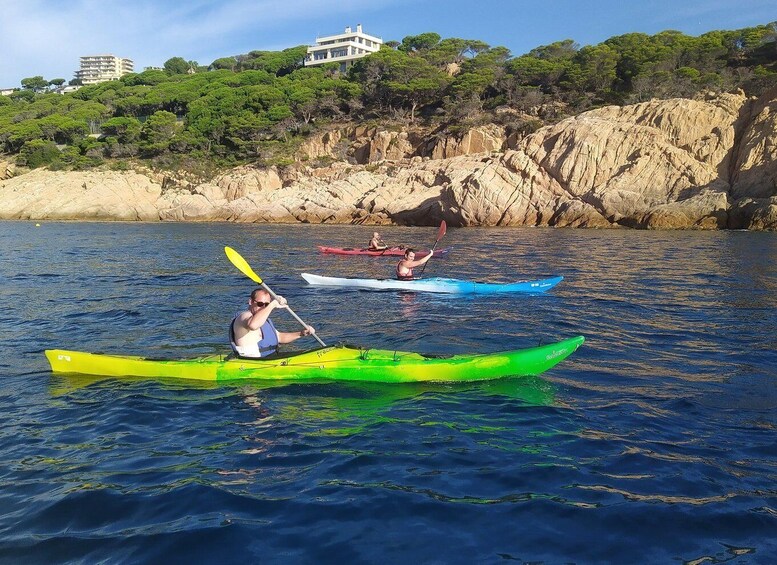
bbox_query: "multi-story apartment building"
[75,55,134,85]
[305,24,382,72]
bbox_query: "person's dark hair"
[404,248,414,257]
[250,288,265,301]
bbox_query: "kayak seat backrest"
[419,353,455,359]
[228,317,239,356]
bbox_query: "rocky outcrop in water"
[1,89,775,229]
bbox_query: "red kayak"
[317,246,449,257]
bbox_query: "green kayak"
[44,336,584,383]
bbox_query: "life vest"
[230,315,279,358]
[396,262,414,281]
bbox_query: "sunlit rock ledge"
[1,89,775,230]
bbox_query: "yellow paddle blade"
[224,246,263,284]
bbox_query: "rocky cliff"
[1,89,775,230]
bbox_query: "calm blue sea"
[0,221,775,564]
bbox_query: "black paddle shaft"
[419,221,447,276]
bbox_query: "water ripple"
[0,223,775,562]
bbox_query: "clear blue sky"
[1,0,774,87]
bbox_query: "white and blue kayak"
[301,273,563,294]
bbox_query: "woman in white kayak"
[230,289,316,357]
[396,248,434,280]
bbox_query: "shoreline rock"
[1,90,775,230]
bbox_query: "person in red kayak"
[396,248,433,280]
[368,231,388,251]
[230,289,315,358]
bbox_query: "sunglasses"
[253,301,270,307]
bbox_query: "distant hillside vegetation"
[1,23,775,177]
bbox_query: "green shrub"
[110,160,131,171]
[17,139,60,168]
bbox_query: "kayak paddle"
[419,220,447,275]
[224,246,326,347]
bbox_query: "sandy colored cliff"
[1,89,775,230]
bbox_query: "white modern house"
[1,88,16,96]
[75,55,134,85]
[56,85,82,95]
[305,24,382,72]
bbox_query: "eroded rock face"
[639,190,730,230]
[298,130,343,161]
[213,166,283,200]
[425,125,506,160]
[520,93,746,228]
[730,87,777,200]
[728,197,777,230]
[298,124,508,164]
[1,90,776,230]
[0,158,15,180]
[0,170,161,220]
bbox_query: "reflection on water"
[50,374,557,414]
[1,222,776,563]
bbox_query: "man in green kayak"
[368,231,388,251]
[396,248,433,280]
[230,289,316,358]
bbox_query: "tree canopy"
[1,21,774,172]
